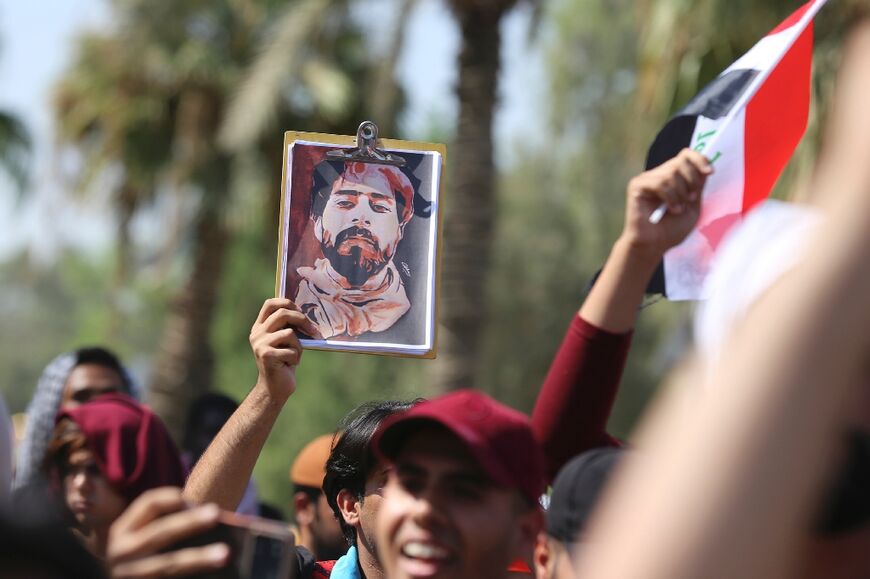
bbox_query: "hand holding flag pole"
[629,149,712,250]
[648,135,723,225]
[649,203,669,225]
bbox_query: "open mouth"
[398,541,452,577]
[402,542,449,560]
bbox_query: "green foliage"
[0,29,32,194]
[474,0,684,436]
[0,111,31,194]
[0,249,170,413]
[480,150,593,412]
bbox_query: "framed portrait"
[275,129,445,358]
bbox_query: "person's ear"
[294,492,316,526]
[533,532,552,579]
[314,217,324,243]
[336,488,361,527]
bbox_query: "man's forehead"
[366,458,392,481]
[331,175,395,200]
[66,365,123,389]
[394,425,490,479]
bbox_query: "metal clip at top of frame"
[325,121,406,167]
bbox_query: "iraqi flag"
[646,0,828,300]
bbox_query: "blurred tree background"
[0,0,858,514]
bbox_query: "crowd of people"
[4,16,870,579]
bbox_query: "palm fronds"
[0,111,31,194]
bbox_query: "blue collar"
[330,545,362,579]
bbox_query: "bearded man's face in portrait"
[315,177,404,287]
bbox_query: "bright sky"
[0,0,544,260]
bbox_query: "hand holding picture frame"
[276,122,445,357]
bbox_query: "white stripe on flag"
[665,110,747,300]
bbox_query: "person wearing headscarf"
[0,393,12,507]
[14,347,139,491]
[694,199,821,369]
[43,393,184,557]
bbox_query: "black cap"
[815,430,870,536]
[546,447,624,543]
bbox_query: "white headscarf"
[14,350,140,490]
[0,393,12,505]
[694,200,822,368]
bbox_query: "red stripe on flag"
[768,0,815,35]
[742,23,813,214]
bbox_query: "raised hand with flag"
[646,0,829,300]
[625,149,713,256]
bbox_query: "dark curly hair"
[43,418,89,480]
[74,347,133,393]
[323,399,423,546]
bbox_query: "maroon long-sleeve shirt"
[531,315,632,483]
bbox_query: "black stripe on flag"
[646,69,760,171]
[680,69,760,119]
[641,68,759,296]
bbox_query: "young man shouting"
[373,390,546,579]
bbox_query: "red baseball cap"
[374,389,546,504]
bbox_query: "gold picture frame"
[275,124,445,358]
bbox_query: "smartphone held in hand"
[167,510,297,579]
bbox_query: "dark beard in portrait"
[322,226,389,287]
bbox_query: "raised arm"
[532,149,712,480]
[183,298,319,510]
[580,148,711,332]
[577,22,870,579]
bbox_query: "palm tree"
[429,0,530,391]
[0,112,31,193]
[54,0,379,440]
[54,34,172,323]
[0,35,31,193]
